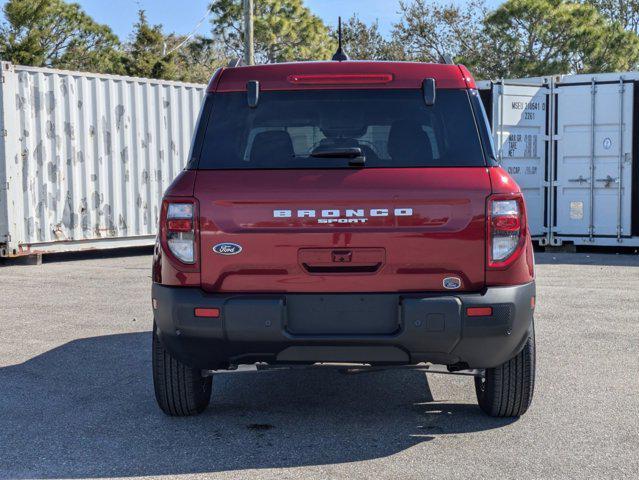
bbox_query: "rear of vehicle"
[151,62,536,418]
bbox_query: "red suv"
[151,61,536,417]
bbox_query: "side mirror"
[422,78,436,106]
[247,80,260,108]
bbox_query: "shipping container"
[0,62,206,257]
[478,78,550,243]
[479,72,639,248]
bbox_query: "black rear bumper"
[152,282,535,369]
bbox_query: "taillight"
[163,200,197,264]
[487,194,526,268]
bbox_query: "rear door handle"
[299,247,385,275]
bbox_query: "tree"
[122,10,180,80]
[391,0,488,64]
[0,0,122,73]
[585,0,639,33]
[339,14,405,61]
[472,0,639,78]
[174,35,227,83]
[209,0,333,63]
[121,11,225,83]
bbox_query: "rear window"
[197,89,486,169]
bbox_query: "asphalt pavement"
[0,250,637,479]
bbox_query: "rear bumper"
[152,282,535,369]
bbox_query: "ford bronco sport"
[151,60,536,418]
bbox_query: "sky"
[0,0,504,41]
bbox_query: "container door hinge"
[1,129,6,137]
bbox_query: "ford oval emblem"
[443,277,461,290]
[213,243,243,255]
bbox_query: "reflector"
[194,308,221,318]
[467,307,493,317]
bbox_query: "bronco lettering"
[273,208,414,218]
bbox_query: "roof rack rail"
[441,54,455,65]
[227,57,243,68]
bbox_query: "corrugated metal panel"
[479,71,639,247]
[0,62,206,256]
[485,80,550,240]
[553,74,635,245]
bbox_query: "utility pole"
[243,0,254,65]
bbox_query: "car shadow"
[0,332,515,479]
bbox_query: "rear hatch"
[194,87,491,293]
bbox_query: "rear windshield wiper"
[310,147,366,167]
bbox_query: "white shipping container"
[478,79,550,241]
[0,62,206,257]
[479,72,639,248]
[552,73,636,245]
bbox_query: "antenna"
[332,17,349,62]
[441,54,455,65]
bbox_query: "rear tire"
[474,325,535,417]
[152,324,212,416]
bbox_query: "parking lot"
[0,250,638,479]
